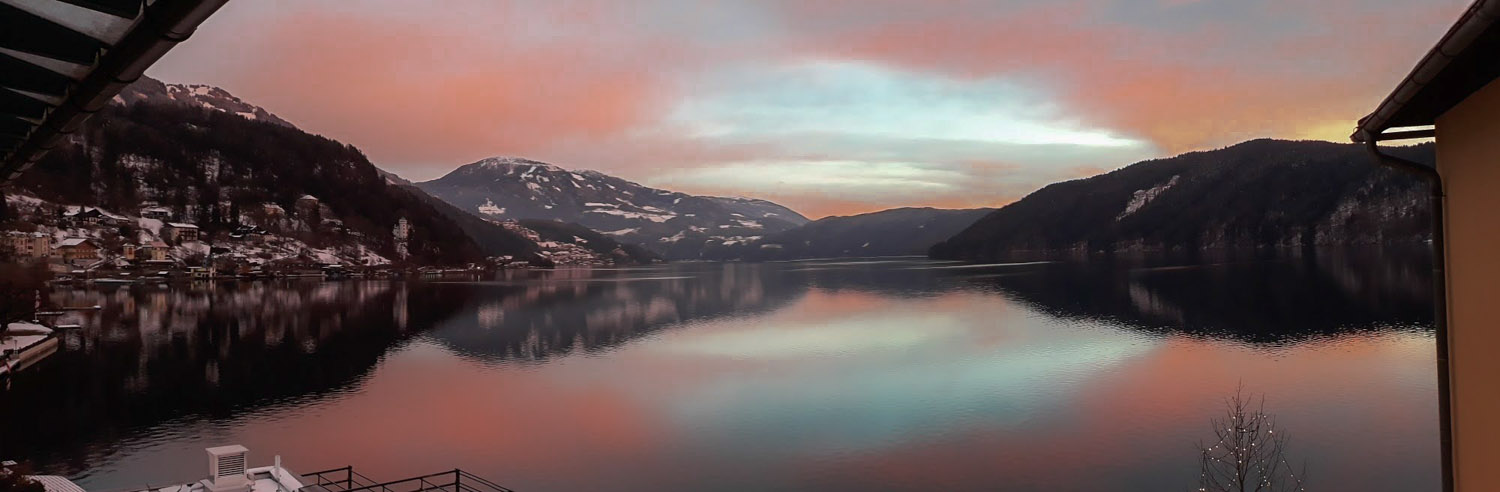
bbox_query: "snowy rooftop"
[167,223,199,229]
[56,238,92,247]
[2,322,52,352]
[64,207,127,219]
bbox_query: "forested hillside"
[13,78,531,265]
[931,139,1434,261]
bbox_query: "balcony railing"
[300,467,514,492]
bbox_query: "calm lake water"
[0,251,1440,491]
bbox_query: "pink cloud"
[214,9,693,173]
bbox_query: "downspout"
[1364,139,1451,492]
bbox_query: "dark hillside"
[931,139,1433,261]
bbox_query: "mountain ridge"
[930,139,1434,261]
[11,76,533,266]
[416,156,810,259]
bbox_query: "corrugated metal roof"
[30,475,87,492]
[0,0,227,183]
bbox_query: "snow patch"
[1116,175,1180,221]
[587,209,674,223]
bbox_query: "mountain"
[416,157,809,259]
[398,183,541,258]
[713,207,994,260]
[516,219,661,265]
[13,77,534,265]
[930,139,1434,261]
[115,77,296,129]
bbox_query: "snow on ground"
[4,193,44,207]
[586,208,674,223]
[309,249,342,265]
[138,218,164,235]
[602,228,638,236]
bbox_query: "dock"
[1,322,58,379]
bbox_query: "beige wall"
[1436,75,1500,491]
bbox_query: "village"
[0,192,634,285]
[1,193,399,282]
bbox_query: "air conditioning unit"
[205,445,251,492]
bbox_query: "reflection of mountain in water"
[967,248,1435,342]
[0,281,470,474]
[0,253,1435,477]
[426,265,811,362]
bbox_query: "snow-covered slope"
[113,76,295,128]
[416,157,809,259]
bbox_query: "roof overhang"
[1353,0,1500,143]
[0,0,227,185]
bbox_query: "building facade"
[2,231,51,260]
[1353,2,1500,489]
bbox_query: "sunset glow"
[147,0,1467,217]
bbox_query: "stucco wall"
[1435,75,1500,491]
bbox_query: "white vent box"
[205,445,250,492]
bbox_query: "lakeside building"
[64,208,129,228]
[163,222,201,242]
[54,238,100,263]
[1352,0,1500,489]
[2,231,51,260]
[140,206,174,220]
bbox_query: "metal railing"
[300,467,514,492]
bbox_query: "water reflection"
[958,248,1434,342]
[0,281,469,475]
[0,249,1439,491]
[428,264,806,363]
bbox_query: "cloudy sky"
[148,0,1466,218]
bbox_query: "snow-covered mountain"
[114,77,295,128]
[15,77,540,266]
[416,157,809,259]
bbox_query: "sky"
[147,0,1468,219]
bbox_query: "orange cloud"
[222,10,684,170]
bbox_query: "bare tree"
[1197,385,1307,491]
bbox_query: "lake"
[0,251,1441,491]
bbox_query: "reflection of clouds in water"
[652,310,968,359]
[641,292,1161,455]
